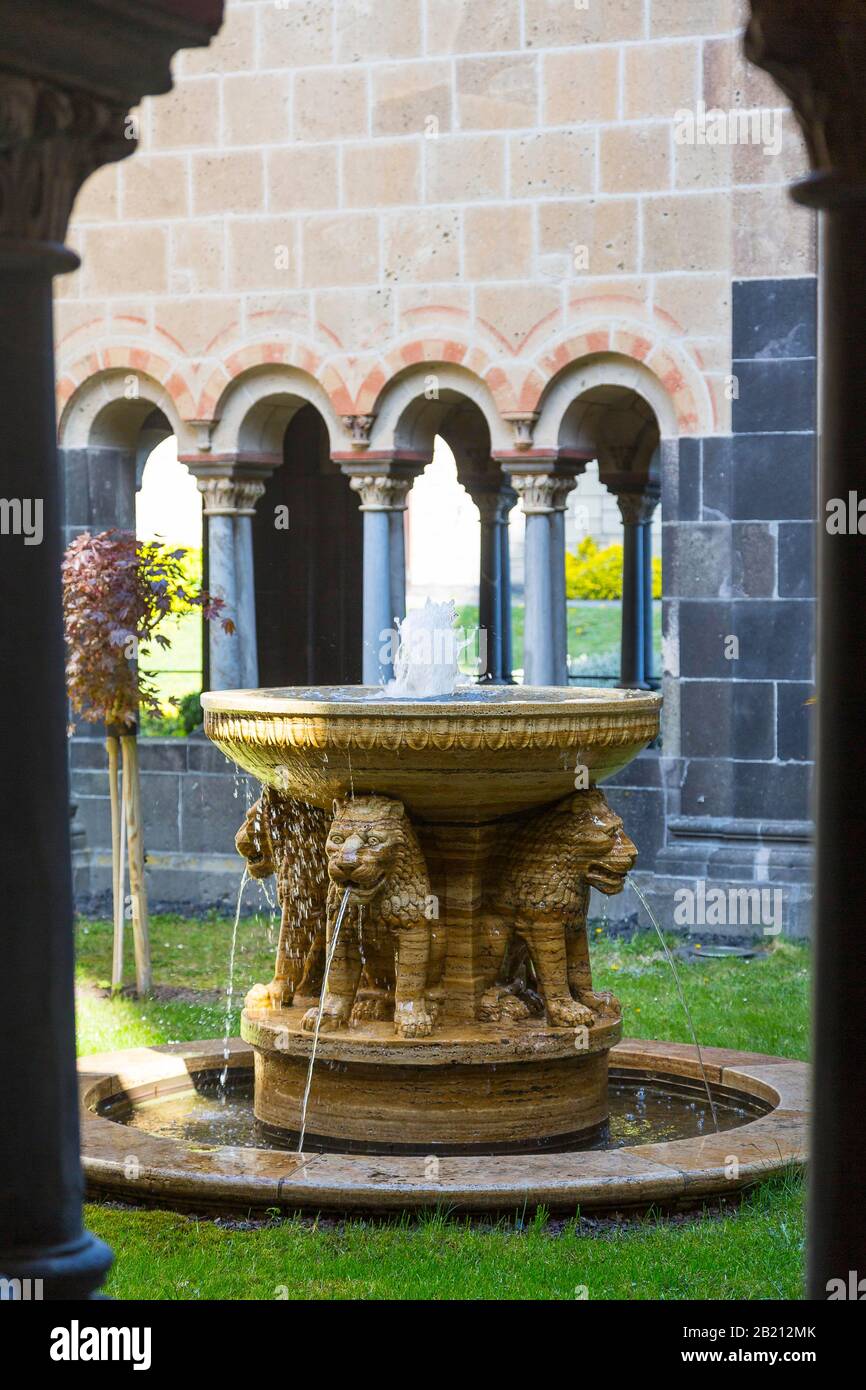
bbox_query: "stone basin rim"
[201,685,663,721]
[78,1038,808,1214]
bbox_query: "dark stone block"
[733,761,812,821]
[681,680,775,759]
[778,521,816,598]
[70,769,110,799]
[679,600,814,680]
[703,433,815,522]
[138,739,188,772]
[732,358,816,434]
[677,438,701,521]
[73,795,113,847]
[732,277,817,360]
[60,446,137,531]
[681,759,811,820]
[180,773,255,855]
[665,522,730,598]
[187,741,238,774]
[606,747,662,789]
[777,681,815,762]
[732,522,775,598]
[603,786,665,867]
[70,738,108,769]
[140,772,182,852]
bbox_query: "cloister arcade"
[59,349,677,702]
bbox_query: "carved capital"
[511,473,574,515]
[614,488,660,526]
[0,74,131,246]
[473,486,518,526]
[745,1,866,202]
[349,474,412,511]
[341,414,376,449]
[198,477,266,517]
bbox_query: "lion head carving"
[563,788,637,896]
[326,796,409,905]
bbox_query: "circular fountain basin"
[78,1038,807,1215]
[201,685,662,820]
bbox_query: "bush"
[565,537,662,601]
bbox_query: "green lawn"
[77,908,809,1300]
[457,600,662,681]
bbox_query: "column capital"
[0,1,223,260]
[197,477,266,517]
[745,1,866,207]
[0,74,130,259]
[611,482,661,526]
[509,473,576,515]
[349,474,413,511]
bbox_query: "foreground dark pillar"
[0,0,223,1299]
[745,1,866,1298]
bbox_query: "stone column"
[745,0,866,1299]
[511,475,559,687]
[463,478,517,683]
[349,475,412,685]
[0,0,222,1301]
[195,476,265,691]
[612,486,660,690]
[550,478,577,685]
[499,486,517,683]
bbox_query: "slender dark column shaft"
[806,203,866,1297]
[499,492,515,683]
[0,247,111,1297]
[478,499,503,681]
[619,518,647,689]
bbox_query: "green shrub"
[565,537,662,601]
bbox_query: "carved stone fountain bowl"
[201,685,662,821]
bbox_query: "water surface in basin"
[106,1074,758,1155]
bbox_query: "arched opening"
[253,403,363,686]
[391,385,513,681]
[135,430,205,727]
[558,384,663,690]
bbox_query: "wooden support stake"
[121,733,151,996]
[106,735,125,993]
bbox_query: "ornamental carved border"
[203,708,661,754]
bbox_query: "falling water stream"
[629,878,720,1132]
[297,886,352,1154]
[219,867,249,1094]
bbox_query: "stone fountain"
[202,677,662,1154]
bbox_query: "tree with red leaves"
[62,529,233,993]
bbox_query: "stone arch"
[207,362,349,459]
[365,361,512,456]
[58,359,190,452]
[531,334,713,442]
[198,340,354,429]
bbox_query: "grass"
[76,905,809,1299]
[457,600,662,680]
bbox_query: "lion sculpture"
[479,788,636,1028]
[301,795,444,1039]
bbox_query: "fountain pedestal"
[204,685,660,1155]
[243,1009,619,1153]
